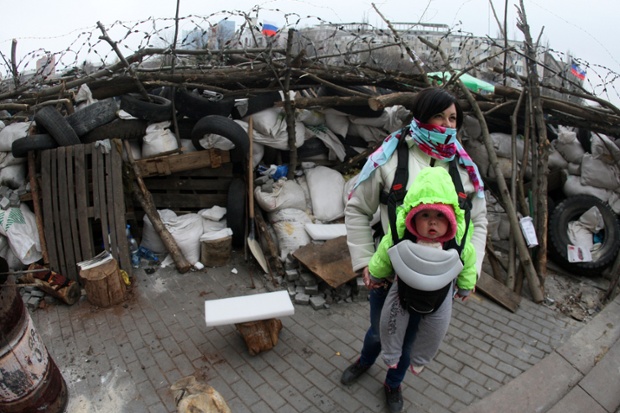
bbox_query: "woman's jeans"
[358,283,421,389]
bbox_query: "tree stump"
[235,318,283,355]
[79,258,126,307]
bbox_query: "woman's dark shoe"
[340,360,371,385]
[384,383,403,412]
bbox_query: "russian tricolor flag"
[571,62,586,80]
[262,21,278,37]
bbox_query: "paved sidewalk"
[28,250,617,413]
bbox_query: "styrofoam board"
[204,290,295,327]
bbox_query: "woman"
[342,87,488,413]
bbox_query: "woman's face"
[427,104,457,129]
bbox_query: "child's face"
[414,210,450,240]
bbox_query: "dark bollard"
[0,257,68,413]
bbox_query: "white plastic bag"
[0,204,42,265]
[0,122,30,152]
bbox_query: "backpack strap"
[387,140,410,245]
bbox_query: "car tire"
[548,194,620,276]
[120,93,173,122]
[34,106,80,146]
[191,115,249,164]
[67,98,119,136]
[11,134,58,157]
[175,88,235,119]
[82,119,149,143]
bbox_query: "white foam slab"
[204,290,295,327]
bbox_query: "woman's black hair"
[410,87,464,130]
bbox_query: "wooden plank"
[92,144,100,221]
[144,176,232,192]
[96,148,109,251]
[50,149,68,279]
[65,146,82,263]
[148,193,228,210]
[476,270,521,313]
[104,149,118,264]
[111,141,130,272]
[56,147,77,281]
[292,236,357,289]
[74,144,94,259]
[40,150,59,272]
[136,149,231,177]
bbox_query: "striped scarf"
[351,118,484,198]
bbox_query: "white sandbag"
[0,204,42,265]
[567,162,581,176]
[0,164,27,189]
[0,122,29,152]
[198,206,227,221]
[567,206,603,253]
[554,126,585,164]
[590,133,620,164]
[563,174,611,202]
[202,217,227,233]
[461,115,482,141]
[303,164,345,222]
[548,147,568,170]
[486,212,501,242]
[193,131,235,151]
[268,208,312,261]
[180,139,197,152]
[0,152,26,168]
[348,111,389,127]
[165,213,203,265]
[252,142,264,168]
[141,121,178,158]
[324,109,349,137]
[347,123,386,143]
[463,138,489,179]
[255,179,307,213]
[304,125,346,161]
[304,223,347,240]
[580,154,620,190]
[490,132,525,160]
[240,109,305,150]
[607,192,620,215]
[294,175,313,213]
[200,228,233,241]
[298,109,325,126]
[141,209,178,253]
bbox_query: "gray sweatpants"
[380,280,453,369]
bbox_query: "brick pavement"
[30,250,584,413]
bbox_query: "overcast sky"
[1,0,618,104]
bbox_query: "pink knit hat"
[405,203,457,243]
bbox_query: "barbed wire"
[1,9,619,106]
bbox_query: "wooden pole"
[122,140,192,273]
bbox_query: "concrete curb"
[459,293,620,413]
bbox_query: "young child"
[367,166,477,374]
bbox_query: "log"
[235,318,283,356]
[79,258,126,308]
[19,264,81,305]
[122,140,192,273]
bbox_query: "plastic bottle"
[126,225,140,268]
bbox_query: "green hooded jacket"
[368,166,478,291]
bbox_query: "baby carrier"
[380,138,473,314]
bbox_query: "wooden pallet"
[137,149,234,212]
[40,142,130,282]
